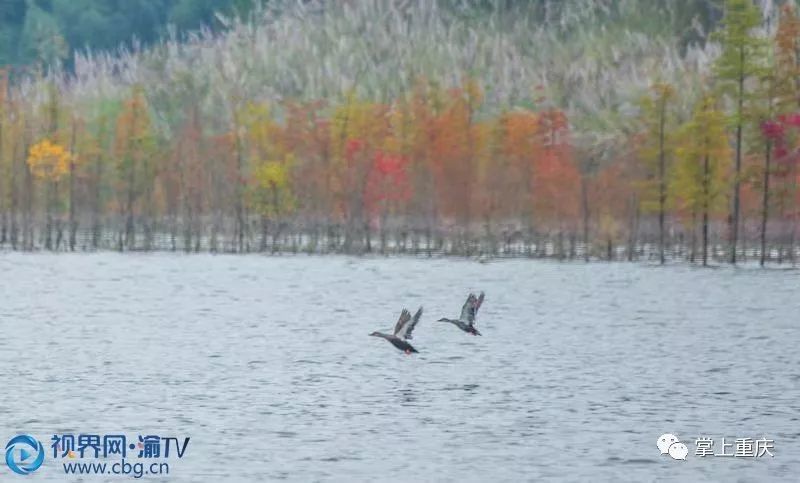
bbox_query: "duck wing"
[459,293,477,322]
[460,292,484,324]
[393,309,412,337]
[401,307,422,339]
[398,307,423,339]
[472,292,485,320]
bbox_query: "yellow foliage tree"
[672,95,731,265]
[27,139,71,181]
[237,101,295,220]
[329,94,388,226]
[253,156,295,218]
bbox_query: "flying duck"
[438,292,484,336]
[370,307,423,354]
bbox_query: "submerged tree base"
[1,216,797,266]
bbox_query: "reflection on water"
[0,254,798,481]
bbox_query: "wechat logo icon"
[657,433,688,461]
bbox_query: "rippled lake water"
[0,253,798,482]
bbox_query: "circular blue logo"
[5,435,44,475]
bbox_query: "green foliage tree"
[751,63,778,267]
[114,85,156,250]
[673,94,730,266]
[638,82,676,264]
[19,2,67,67]
[0,0,259,68]
[713,0,767,264]
[0,0,26,65]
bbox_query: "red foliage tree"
[364,151,411,227]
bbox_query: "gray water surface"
[0,254,798,482]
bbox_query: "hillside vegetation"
[0,0,798,265]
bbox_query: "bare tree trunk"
[68,119,77,251]
[380,209,388,255]
[234,128,245,253]
[701,151,710,267]
[627,194,639,262]
[260,215,268,252]
[581,175,590,262]
[730,55,745,265]
[91,150,103,250]
[54,181,63,251]
[184,209,193,253]
[210,210,220,253]
[364,221,372,253]
[272,222,283,254]
[658,99,667,265]
[9,135,18,250]
[45,182,53,250]
[689,210,697,264]
[760,139,772,267]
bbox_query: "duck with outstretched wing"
[437,292,484,336]
[370,307,423,354]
